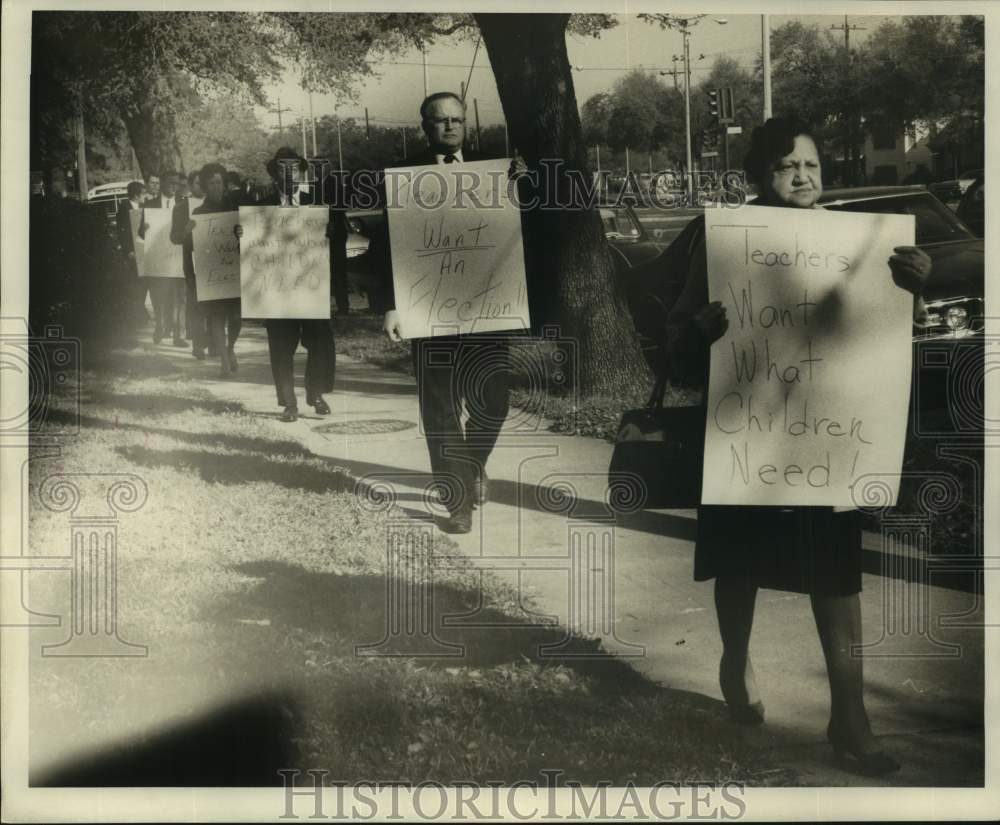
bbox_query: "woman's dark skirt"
[694,505,863,596]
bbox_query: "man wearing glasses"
[377,91,514,534]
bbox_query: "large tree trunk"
[475,13,650,397]
[121,76,184,179]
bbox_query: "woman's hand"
[383,310,403,342]
[693,301,729,344]
[889,246,931,296]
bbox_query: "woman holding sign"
[665,118,931,777]
[180,162,243,378]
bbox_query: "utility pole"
[309,90,317,157]
[422,46,429,97]
[401,127,407,160]
[336,118,343,171]
[473,98,482,152]
[625,146,631,178]
[762,15,772,120]
[301,115,308,158]
[683,25,694,203]
[269,98,291,134]
[76,111,88,200]
[504,121,509,156]
[460,81,465,101]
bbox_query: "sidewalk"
[118,321,985,787]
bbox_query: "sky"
[255,13,899,138]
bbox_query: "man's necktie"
[444,154,457,164]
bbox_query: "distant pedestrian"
[248,147,337,422]
[171,172,210,359]
[116,180,146,323]
[179,162,242,377]
[141,170,185,346]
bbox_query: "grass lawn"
[27,346,789,787]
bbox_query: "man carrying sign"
[375,92,525,534]
[252,147,338,423]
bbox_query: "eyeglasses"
[425,117,465,126]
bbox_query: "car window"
[599,207,640,238]
[824,194,975,245]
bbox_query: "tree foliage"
[580,71,685,164]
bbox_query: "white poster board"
[386,158,529,339]
[703,205,914,507]
[140,207,183,279]
[128,210,145,278]
[191,211,241,301]
[238,205,331,319]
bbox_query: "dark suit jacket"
[115,199,141,256]
[370,147,494,313]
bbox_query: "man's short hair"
[159,169,178,181]
[419,91,466,120]
[126,181,144,199]
[225,171,243,187]
[145,173,159,183]
[198,162,228,191]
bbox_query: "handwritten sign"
[703,205,914,506]
[141,208,183,279]
[192,211,241,301]
[238,206,331,319]
[128,210,145,278]
[386,158,529,339]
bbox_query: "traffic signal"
[707,89,720,121]
[720,87,735,124]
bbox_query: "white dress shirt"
[434,149,464,165]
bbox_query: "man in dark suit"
[255,147,338,422]
[170,173,210,358]
[378,92,517,534]
[142,170,185,346]
[116,180,146,323]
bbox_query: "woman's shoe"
[727,700,766,726]
[826,722,900,777]
[720,657,765,726]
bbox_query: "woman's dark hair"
[743,118,818,185]
[198,162,228,192]
[126,180,144,199]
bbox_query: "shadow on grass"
[33,691,299,787]
[47,407,702,545]
[88,390,247,417]
[213,558,662,696]
[117,445,358,494]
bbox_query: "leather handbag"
[608,376,706,510]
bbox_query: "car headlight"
[945,306,968,331]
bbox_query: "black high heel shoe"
[719,658,765,726]
[826,722,900,777]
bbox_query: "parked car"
[86,181,139,245]
[956,175,984,237]
[818,186,983,336]
[819,186,984,416]
[621,186,984,416]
